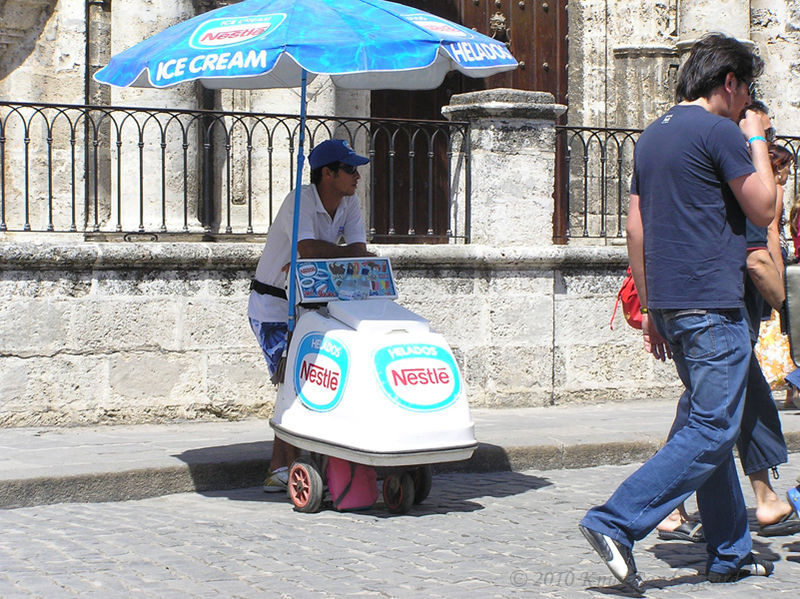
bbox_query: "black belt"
[250,279,287,300]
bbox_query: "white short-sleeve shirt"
[247,184,367,323]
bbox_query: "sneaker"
[579,525,644,594]
[263,467,289,493]
[707,553,774,583]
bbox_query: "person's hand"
[642,313,671,361]
[281,262,291,272]
[739,109,766,141]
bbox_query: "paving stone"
[1,461,800,596]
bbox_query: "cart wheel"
[383,472,415,514]
[288,458,324,513]
[412,465,433,504]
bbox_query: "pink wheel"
[288,458,323,513]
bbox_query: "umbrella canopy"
[94,0,517,91]
[94,0,517,332]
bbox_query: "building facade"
[1,1,798,425]
[3,1,798,131]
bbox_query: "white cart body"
[271,258,476,467]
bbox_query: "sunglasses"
[765,127,776,143]
[337,163,359,175]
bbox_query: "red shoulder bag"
[610,266,643,330]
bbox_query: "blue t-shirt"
[631,104,756,309]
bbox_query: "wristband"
[747,135,768,145]
[640,307,648,314]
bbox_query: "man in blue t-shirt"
[579,33,777,590]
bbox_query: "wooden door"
[370,0,568,243]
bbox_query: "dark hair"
[749,99,769,115]
[310,162,339,185]
[768,143,794,173]
[675,33,764,102]
[310,166,324,185]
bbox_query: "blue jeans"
[581,308,752,573]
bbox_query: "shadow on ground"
[175,441,530,496]
[180,442,552,517]
[202,470,552,518]
[174,440,272,492]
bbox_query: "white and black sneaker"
[707,553,774,583]
[579,525,644,594]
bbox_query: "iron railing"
[556,125,800,242]
[555,126,640,242]
[0,101,470,242]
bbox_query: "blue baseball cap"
[308,139,369,169]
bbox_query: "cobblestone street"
[3,458,800,598]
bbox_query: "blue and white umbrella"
[95,0,517,329]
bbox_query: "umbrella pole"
[287,70,308,334]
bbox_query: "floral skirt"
[754,310,795,390]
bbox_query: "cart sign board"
[373,344,461,411]
[294,333,349,412]
[295,257,397,303]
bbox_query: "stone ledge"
[0,241,627,271]
[442,88,567,122]
[0,241,262,270]
[375,245,628,269]
[613,44,679,58]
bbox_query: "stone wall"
[568,0,800,133]
[0,0,83,104]
[751,0,800,135]
[0,242,680,427]
[6,90,661,428]
[5,1,799,132]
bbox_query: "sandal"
[758,510,800,537]
[657,520,705,543]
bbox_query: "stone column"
[217,80,348,234]
[441,89,566,247]
[608,2,679,129]
[86,0,111,107]
[677,0,751,55]
[84,0,113,233]
[109,1,198,109]
[103,1,203,235]
[0,0,80,102]
[613,46,679,128]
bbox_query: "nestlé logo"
[294,333,349,412]
[374,343,461,412]
[189,14,286,49]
